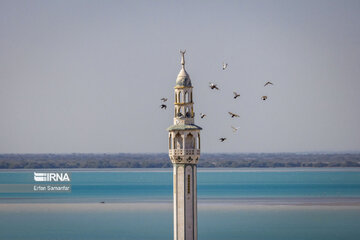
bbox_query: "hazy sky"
[1,0,360,153]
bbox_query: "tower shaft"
[167,51,202,240]
[173,164,197,240]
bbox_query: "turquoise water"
[1,168,360,202]
[1,168,360,240]
[1,207,360,240]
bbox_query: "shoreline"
[1,203,360,212]
[1,198,360,211]
[1,167,360,172]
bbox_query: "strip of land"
[1,153,359,168]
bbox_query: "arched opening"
[198,133,201,149]
[175,133,183,149]
[175,106,182,117]
[185,133,194,149]
[178,92,182,103]
[185,106,190,118]
[175,92,178,103]
[190,92,193,102]
[169,134,172,149]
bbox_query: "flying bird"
[231,126,240,132]
[222,62,228,70]
[161,98,168,102]
[209,83,219,90]
[233,92,240,99]
[228,112,240,118]
[200,113,207,119]
[219,137,227,142]
[160,104,167,109]
[261,96,268,101]
[264,82,274,87]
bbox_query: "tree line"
[0,153,359,169]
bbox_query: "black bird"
[233,92,240,99]
[100,201,105,204]
[160,104,167,109]
[264,82,274,87]
[228,112,239,118]
[209,83,219,90]
[161,98,168,102]
[219,137,227,142]
[261,96,268,101]
[200,113,206,119]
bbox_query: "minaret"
[167,51,202,240]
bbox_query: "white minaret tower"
[167,50,202,240]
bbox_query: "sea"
[0,168,360,240]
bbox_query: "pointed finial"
[180,49,186,68]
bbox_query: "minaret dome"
[175,50,192,88]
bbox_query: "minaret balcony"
[169,149,200,164]
[169,149,200,156]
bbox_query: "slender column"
[183,133,186,151]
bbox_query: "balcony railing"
[169,149,200,156]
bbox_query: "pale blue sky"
[1,0,360,153]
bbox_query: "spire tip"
[180,49,186,67]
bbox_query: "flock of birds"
[161,62,274,143]
[160,98,168,109]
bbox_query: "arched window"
[175,106,182,117]
[178,92,182,103]
[185,133,194,149]
[175,133,183,149]
[184,91,189,103]
[175,92,178,103]
[190,92,193,102]
[185,107,190,118]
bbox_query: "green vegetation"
[0,153,359,169]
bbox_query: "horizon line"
[1,151,360,155]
